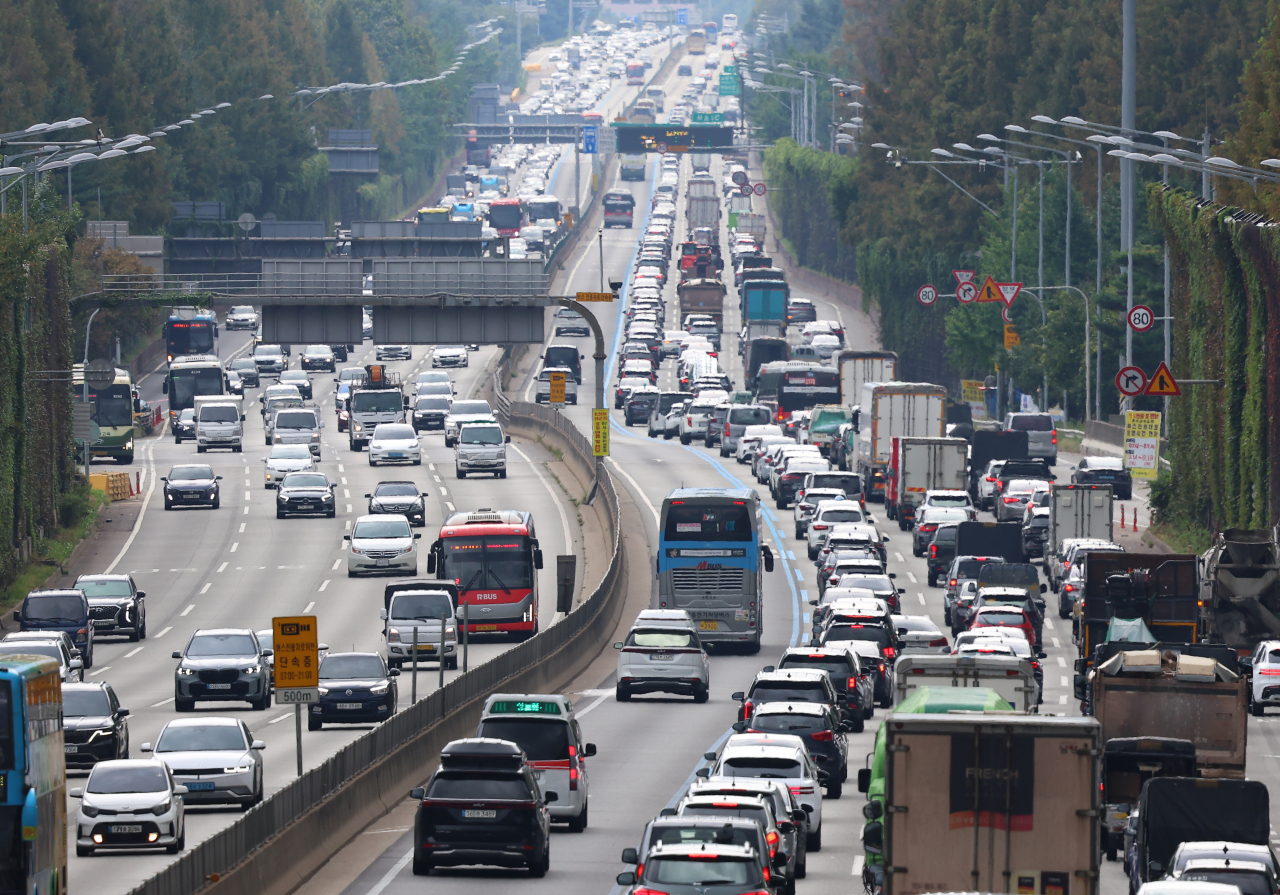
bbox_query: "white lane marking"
[338,464,345,472]
[341,477,348,485]
[894,551,905,563]
[1058,694,1068,704]
[907,572,918,583]
[304,601,315,613]
[230,542,239,553]
[319,580,330,592]
[606,457,661,523]
[1052,637,1061,649]
[151,697,175,707]
[124,647,144,658]
[346,504,352,513]
[245,491,251,501]
[199,583,211,594]
[239,522,246,533]
[1044,617,1056,631]
[853,856,865,878]
[344,489,351,499]
[794,568,803,581]
[428,464,436,471]
[1057,656,1067,667]
[243,506,249,515]
[362,849,414,895]
[509,443,576,561]
[244,478,250,487]
[1060,675,1069,687]
[155,626,172,638]
[332,558,342,570]
[244,466,250,474]
[181,605,195,616]
[446,502,455,512]
[917,592,926,605]
[104,438,157,573]
[88,666,111,677]
[787,550,796,561]
[268,712,292,725]
[439,487,447,496]
[345,519,351,530]
[574,691,612,718]
[217,561,228,573]
[433,475,441,483]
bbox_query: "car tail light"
[1064,584,1075,593]
[687,417,693,426]
[920,523,937,532]
[878,662,885,673]
[725,422,731,435]
[634,888,669,895]
[1258,669,1280,676]
[765,830,779,857]
[929,638,948,647]
[570,767,579,790]
[986,476,997,482]
[812,524,828,531]
[789,785,815,796]
[949,579,957,587]
[1003,497,1020,504]
[883,647,896,659]
[930,545,937,558]
[848,676,857,689]
[1052,430,1058,445]
[810,730,834,742]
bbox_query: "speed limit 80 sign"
[917,284,939,306]
[1128,305,1154,332]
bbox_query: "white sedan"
[346,515,420,577]
[368,423,422,467]
[261,444,315,488]
[431,346,468,368]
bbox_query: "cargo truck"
[732,212,767,246]
[955,521,1026,564]
[1199,528,1280,654]
[855,382,946,503]
[886,436,969,529]
[837,351,897,407]
[743,336,788,391]
[1048,483,1114,574]
[690,152,712,172]
[893,654,1038,712]
[740,279,789,325]
[676,278,727,329]
[686,194,720,230]
[686,179,718,199]
[803,404,852,456]
[619,154,647,181]
[967,429,1030,499]
[446,174,469,198]
[1075,554,1200,670]
[345,364,408,451]
[864,713,1101,895]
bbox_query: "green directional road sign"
[719,74,740,96]
[722,64,737,74]
[692,111,725,124]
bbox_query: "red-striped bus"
[487,198,526,237]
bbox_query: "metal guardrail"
[129,369,620,895]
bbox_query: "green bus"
[73,365,136,465]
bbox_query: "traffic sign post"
[676,7,687,24]
[916,284,939,307]
[1003,324,1020,350]
[952,270,976,286]
[996,282,1022,307]
[731,171,748,186]
[83,358,115,390]
[582,125,598,154]
[575,291,613,302]
[592,409,609,457]
[656,142,667,154]
[1143,361,1181,396]
[956,281,978,303]
[739,184,752,197]
[752,182,766,196]
[691,112,724,124]
[1128,305,1154,332]
[273,615,320,777]
[1116,366,1148,398]
[1124,410,1163,479]
[549,371,566,405]
[976,276,1003,303]
[1001,305,1013,324]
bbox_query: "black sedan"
[366,481,427,527]
[412,396,450,431]
[172,409,196,444]
[162,465,221,510]
[1072,457,1132,500]
[301,345,336,372]
[62,682,130,769]
[279,370,314,400]
[276,472,336,518]
[227,358,259,388]
[308,652,399,730]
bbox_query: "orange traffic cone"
[1120,505,1126,529]
[1133,509,1138,532]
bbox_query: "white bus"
[722,13,738,33]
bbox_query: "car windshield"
[231,359,255,372]
[186,633,257,656]
[476,718,570,761]
[837,576,893,592]
[375,426,416,441]
[650,822,758,849]
[626,630,697,648]
[305,346,330,356]
[977,611,1026,625]
[319,655,386,679]
[645,856,759,886]
[416,397,450,410]
[231,307,254,316]
[87,765,168,794]
[451,401,491,415]
[427,773,531,800]
[200,405,238,422]
[353,520,412,539]
[23,596,83,621]
[168,467,213,481]
[254,346,282,357]
[720,756,803,778]
[63,689,112,716]
[270,446,312,461]
[664,503,753,542]
[780,655,854,676]
[461,427,503,445]
[375,483,418,497]
[156,724,247,752]
[751,713,824,733]
[275,412,317,429]
[282,474,328,489]
[280,373,307,383]
[74,579,131,599]
[897,617,941,633]
[929,494,970,507]
[417,373,450,384]
[818,508,862,524]
[389,593,453,620]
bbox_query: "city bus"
[0,655,66,895]
[524,196,562,226]
[775,362,841,420]
[73,365,137,464]
[162,354,225,429]
[427,509,545,639]
[703,21,719,41]
[163,310,216,364]
[687,29,707,55]
[416,206,451,224]
[722,13,738,33]
[626,62,646,86]
[658,488,774,653]
[603,190,636,228]
[487,198,526,237]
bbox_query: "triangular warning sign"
[976,276,1002,303]
[953,269,976,284]
[1143,361,1182,396]
[996,282,1022,307]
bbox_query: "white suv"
[700,733,825,850]
[806,499,867,559]
[1248,641,1280,715]
[614,623,710,702]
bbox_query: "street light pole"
[82,308,102,478]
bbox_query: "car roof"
[162,716,241,728]
[191,627,255,637]
[722,735,808,755]
[647,841,759,860]
[74,574,129,582]
[751,701,826,716]
[752,669,828,683]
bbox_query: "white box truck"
[839,350,897,406]
[886,436,969,529]
[870,713,1101,895]
[1047,483,1114,572]
[893,654,1039,713]
[686,195,720,229]
[856,382,946,503]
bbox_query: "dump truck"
[1200,527,1280,653]
[838,350,897,407]
[866,712,1101,895]
[886,436,969,529]
[955,521,1026,565]
[855,382,946,503]
[1075,555,1200,669]
[676,278,727,329]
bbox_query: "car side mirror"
[160,477,168,483]
[414,534,422,540]
[857,768,872,793]
[137,591,146,599]
[583,743,597,757]
[117,708,130,717]
[761,545,774,573]
[544,791,559,803]
[897,588,906,595]
[344,535,351,541]
[505,434,511,443]
[172,651,182,659]
[216,475,223,481]
[409,787,426,800]
[388,667,401,677]
[70,659,83,670]
[173,785,189,795]
[261,649,273,658]
[251,740,266,750]
[695,768,710,778]
[140,743,153,753]
[364,494,372,498]
[862,800,883,820]
[1240,656,1255,672]
[763,665,775,673]
[380,609,388,620]
[703,751,718,761]
[862,820,883,851]
[616,872,637,886]
[1149,862,1163,876]
[777,819,794,833]
[731,691,745,701]
[732,721,747,733]
[790,808,806,823]
[613,641,624,650]
[1037,651,1048,659]
[69,788,84,798]
[1040,583,1048,593]
[621,847,639,864]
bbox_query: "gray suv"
[172,628,273,712]
[1003,412,1057,466]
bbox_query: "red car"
[968,606,1036,644]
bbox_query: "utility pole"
[1122,0,1136,381]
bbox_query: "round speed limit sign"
[1128,305,1154,332]
[656,142,668,154]
[917,283,939,307]
[739,184,752,197]
[753,182,767,196]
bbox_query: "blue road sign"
[676,7,688,24]
[582,125,598,154]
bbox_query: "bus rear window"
[664,504,753,542]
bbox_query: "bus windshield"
[79,384,133,428]
[663,502,753,542]
[441,536,535,592]
[166,320,215,357]
[777,368,840,413]
[169,367,224,410]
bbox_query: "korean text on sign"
[1123,410,1162,480]
[273,616,319,688]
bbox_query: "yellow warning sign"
[960,379,986,403]
[272,616,319,689]
[976,276,1003,303]
[1124,410,1162,479]
[549,371,566,404]
[1004,324,1020,350]
[576,291,613,302]
[1143,361,1182,396]
[592,408,610,457]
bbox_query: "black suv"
[410,738,555,877]
[74,574,146,641]
[62,682,129,768]
[776,646,873,728]
[925,523,960,586]
[1072,457,1132,500]
[735,702,849,794]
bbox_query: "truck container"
[838,350,897,407]
[733,212,767,245]
[690,152,712,172]
[893,654,1038,713]
[686,179,718,199]
[743,337,788,391]
[1075,554,1199,669]
[1199,528,1280,653]
[686,195,720,229]
[803,405,852,455]
[619,154,647,181]
[445,174,469,198]
[1048,483,1114,570]
[740,279,789,324]
[1129,777,1269,890]
[955,521,1026,564]
[1097,737,1195,862]
[855,382,946,502]
[194,397,245,452]
[968,429,1030,498]
[872,713,1101,895]
[886,436,969,529]
[676,278,727,329]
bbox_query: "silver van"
[721,404,774,456]
[1004,412,1057,465]
[270,406,322,457]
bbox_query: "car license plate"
[110,825,143,834]
[389,453,404,458]
[336,703,361,710]
[462,809,496,819]
[207,683,232,690]
[649,653,674,661]
[474,625,498,632]
[185,781,216,791]
[415,644,436,652]
[184,494,200,499]
[64,745,78,753]
[376,558,389,567]
[699,621,718,631]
